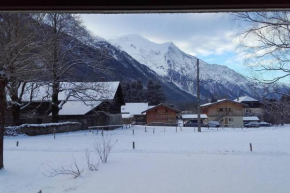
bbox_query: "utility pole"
[197,59,201,132]
[0,74,6,169]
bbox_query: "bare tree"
[232,12,290,84]
[0,13,43,125]
[37,13,110,123]
[262,95,290,124]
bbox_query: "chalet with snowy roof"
[142,103,181,126]
[201,98,245,127]
[234,96,263,117]
[6,82,125,128]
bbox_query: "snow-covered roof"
[121,103,154,118]
[58,101,103,116]
[243,116,260,121]
[201,99,246,107]
[181,114,208,119]
[200,99,226,107]
[141,103,181,113]
[148,106,155,110]
[7,82,120,102]
[234,96,258,103]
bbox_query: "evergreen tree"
[146,80,166,105]
[130,79,145,102]
[122,79,166,104]
[121,81,132,102]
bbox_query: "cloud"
[81,13,249,75]
[81,13,238,57]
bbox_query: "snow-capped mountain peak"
[109,34,259,99]
[110,34,178,76]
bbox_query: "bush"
[94,135,117,163]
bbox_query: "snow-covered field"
[1,125,290,193]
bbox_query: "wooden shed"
[142,104,181,126]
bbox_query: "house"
[201,99,245,127]
[6,81,125,128]
[181,114,208,125]
[142,103,181,126]
[234,96,263,117]
[121,103,154,118]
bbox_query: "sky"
[80,13,250,77]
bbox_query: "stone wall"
[5,122,81,136]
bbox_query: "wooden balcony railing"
[208,112,244,117]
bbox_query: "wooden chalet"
[201,99,245,127]
[142,103,181,126]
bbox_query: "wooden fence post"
[16,141,19,147]
[133,142,135,149]
[133,129,134,135]
[102,128,104,136]
[153,128,155,134]
[250,143,252,151]
[145,127,147,132]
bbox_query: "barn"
[6,81,125,129]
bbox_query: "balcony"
[208,112,244,117]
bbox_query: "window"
[165,109,168,113]
[218,108,223,112]
[229,118,233,122]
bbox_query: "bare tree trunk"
[51,82,59,123]
[51,15,59,123]
[11,104,20,126]
[0,77,6,169]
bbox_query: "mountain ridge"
[109,34,263,100]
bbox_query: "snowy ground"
[1,125,290,193]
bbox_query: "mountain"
[69,37,195,103]
[109,34,263,100]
